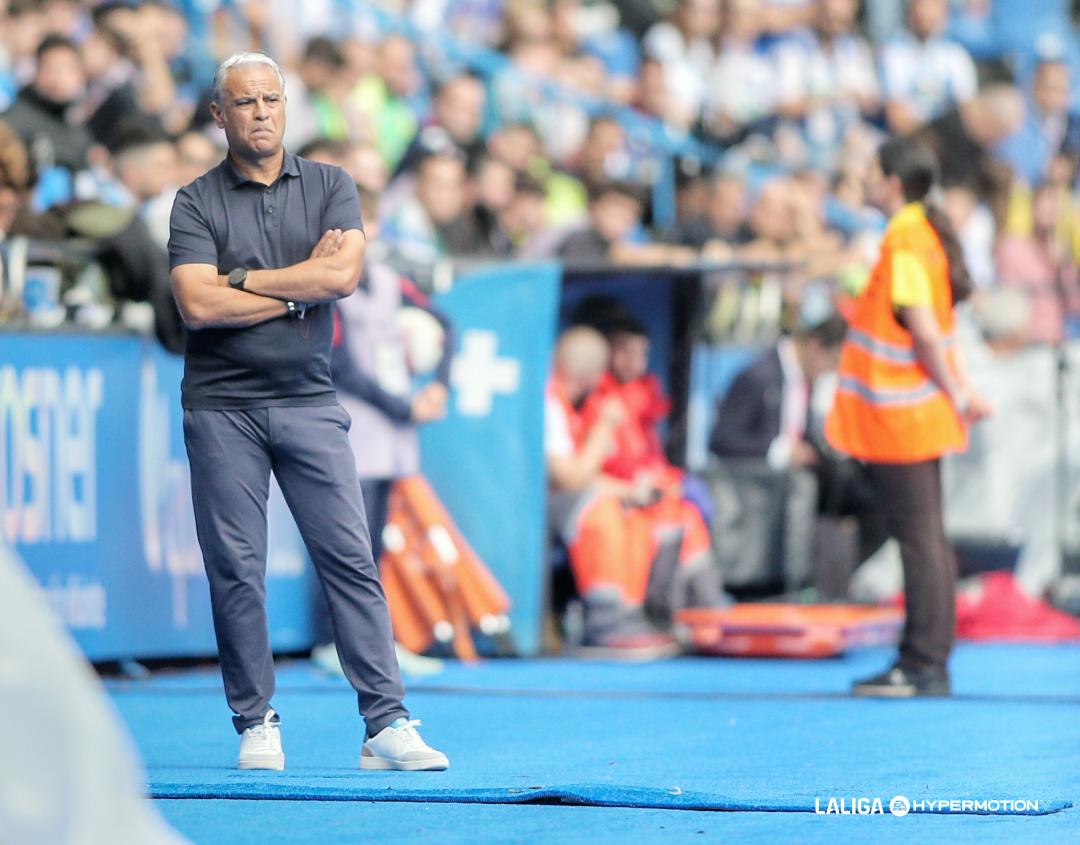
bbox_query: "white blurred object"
[396,306,445,376]
[847,540,904,604]
[0,545,189,845]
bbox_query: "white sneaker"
[237,709,285,771]
[360,718,449,771]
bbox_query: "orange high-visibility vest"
[825,203,967,463]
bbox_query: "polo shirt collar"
[222,151,301,189]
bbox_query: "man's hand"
[411,382,449,423]
[310,229,345,260]
[791,439,819,468]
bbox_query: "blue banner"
[1,332,314,660]
[421,263,561,656]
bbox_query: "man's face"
[909,0,946,39]
[380,36,418,99]
[1034,62,1070,116]
[749,181,794,242]
[175,132,219,185]
[708,177,746,234]
[417,157,466,225]
[819,0,857,36]
[211,64,286,160]
[592,191,641,244]
[437,77,485,145]
[803,338,841,382]
[118,141,178,201]
[609,333,650,384]
[35,45,85,105]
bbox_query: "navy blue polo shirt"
[168,152,363,410]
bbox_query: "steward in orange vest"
[826,201,967,463]
[829,137,992,699]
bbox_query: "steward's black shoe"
[852,664,951,698]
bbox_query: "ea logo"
[889,796,911,817]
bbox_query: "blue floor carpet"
[107,644,1080,699]
[156,799,1080,845]
[109,645,1080,824]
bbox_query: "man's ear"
[209,102,225,129]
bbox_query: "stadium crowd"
[0,0,1076,348]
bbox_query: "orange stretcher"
[380,475,515,660]
[674,604,904,658]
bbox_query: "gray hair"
[211,52,285,104]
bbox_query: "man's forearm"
[180,286,289,330]
[240,258,352,303]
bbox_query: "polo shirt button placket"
[264,187,277,227]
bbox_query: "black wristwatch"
[227,267,248,290]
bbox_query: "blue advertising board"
[0,332,314,660]
[420,263,561,656]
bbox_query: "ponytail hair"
[877,137,973,305]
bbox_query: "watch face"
[229,268,246,288]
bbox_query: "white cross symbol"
[450,330,521,417]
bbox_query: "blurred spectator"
[73,9,144,149]
[107,122,179,247]
[396,71,486,176]
[174,130,221,187]
[545,325,680,656]
[382,147,483,267]
[915,82,1023,222]
[664,168,751,251]
[555,179,643,262]
[3,34,93,179]
[487,119,543,173]
[771,0,880,168]
[702,0,775,146]
[998,57,1080,188]
[643,0,721,126]
[470,152,517,248]
[413,0,508,47]
[286,36,353,147]
[494,171,554,257]
[551,0,641,104]
[0,4,46,111]
[97,0,195,135]
[0,118,29,236]
[635,56,693,131]
[947,0,1005,61]
[995,181,1080,344]
[350,34,422,170]
[880,0,978,134]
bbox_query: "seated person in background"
[710,316,878,595]
[545,326,680,657]
[711,316,846,470]
[555,180,697,266]
[582,314,725,610]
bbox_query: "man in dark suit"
[711,317,846,467]
[709,316,874,596]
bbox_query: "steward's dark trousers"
[864,458,957,671]
[183,404,407,735]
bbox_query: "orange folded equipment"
[380,475,515,660]
[675,604,904,658]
